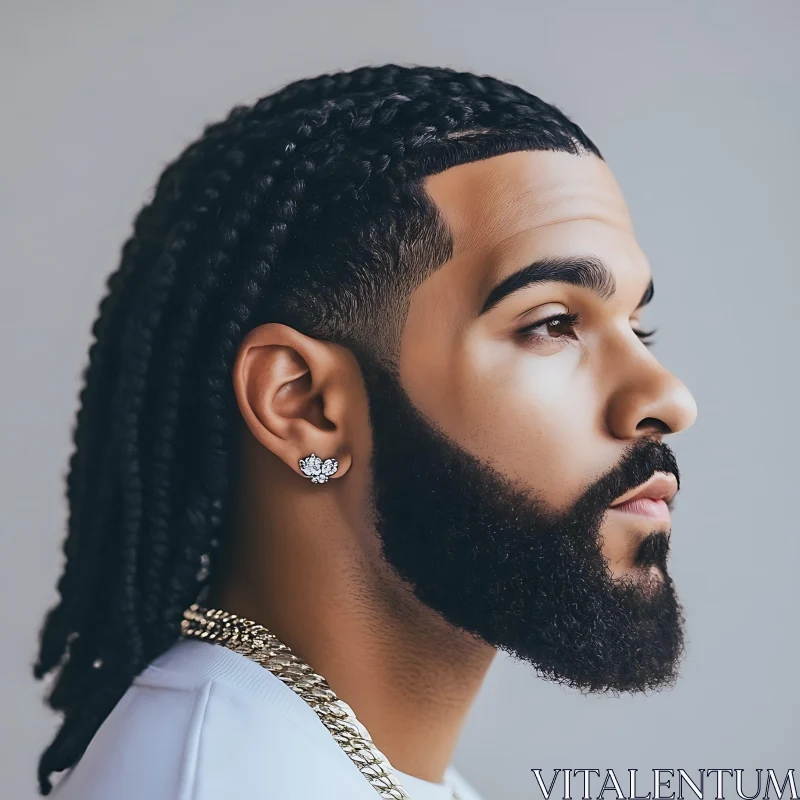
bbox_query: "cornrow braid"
[34,63,602,794]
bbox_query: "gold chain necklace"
[181,604,461,800]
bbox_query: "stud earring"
[298,453,339,484]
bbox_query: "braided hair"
[33,64,602,794]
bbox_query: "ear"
[232,323,354,481]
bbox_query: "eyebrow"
[478,255,654,316]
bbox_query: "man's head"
[35,64,695,793]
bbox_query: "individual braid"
[34,63,602,794]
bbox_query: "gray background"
[1,1,797,798]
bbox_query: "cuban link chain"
[181,604,461,800]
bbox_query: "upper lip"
[608,472,678,508]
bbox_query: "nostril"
[636,417,672,436]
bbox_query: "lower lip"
[608,497,671,523]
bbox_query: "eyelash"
[517,312,657,347]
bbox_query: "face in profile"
[360,149,698,694]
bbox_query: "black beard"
[358,354,686,694]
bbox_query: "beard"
[357,354,686,694]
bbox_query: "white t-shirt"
[51,638,486,800]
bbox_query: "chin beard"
[358,354,686,694]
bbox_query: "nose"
[606,360,698,441]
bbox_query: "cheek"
[457,344,607,510]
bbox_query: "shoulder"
[51,640,376,800]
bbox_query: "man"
[35,64,697,799]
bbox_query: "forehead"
[412,149,647,318]
[424,149,635,261]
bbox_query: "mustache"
[575,438,681,517]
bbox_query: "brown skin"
[215,150,698,783]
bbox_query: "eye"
[517,311,580,342]
[632,325,657,348]
[517,313,658,349]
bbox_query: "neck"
[214,509,494,783]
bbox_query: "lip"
[607,472,678,523]
[608,497,672,523]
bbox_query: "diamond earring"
[298,453,339,484]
